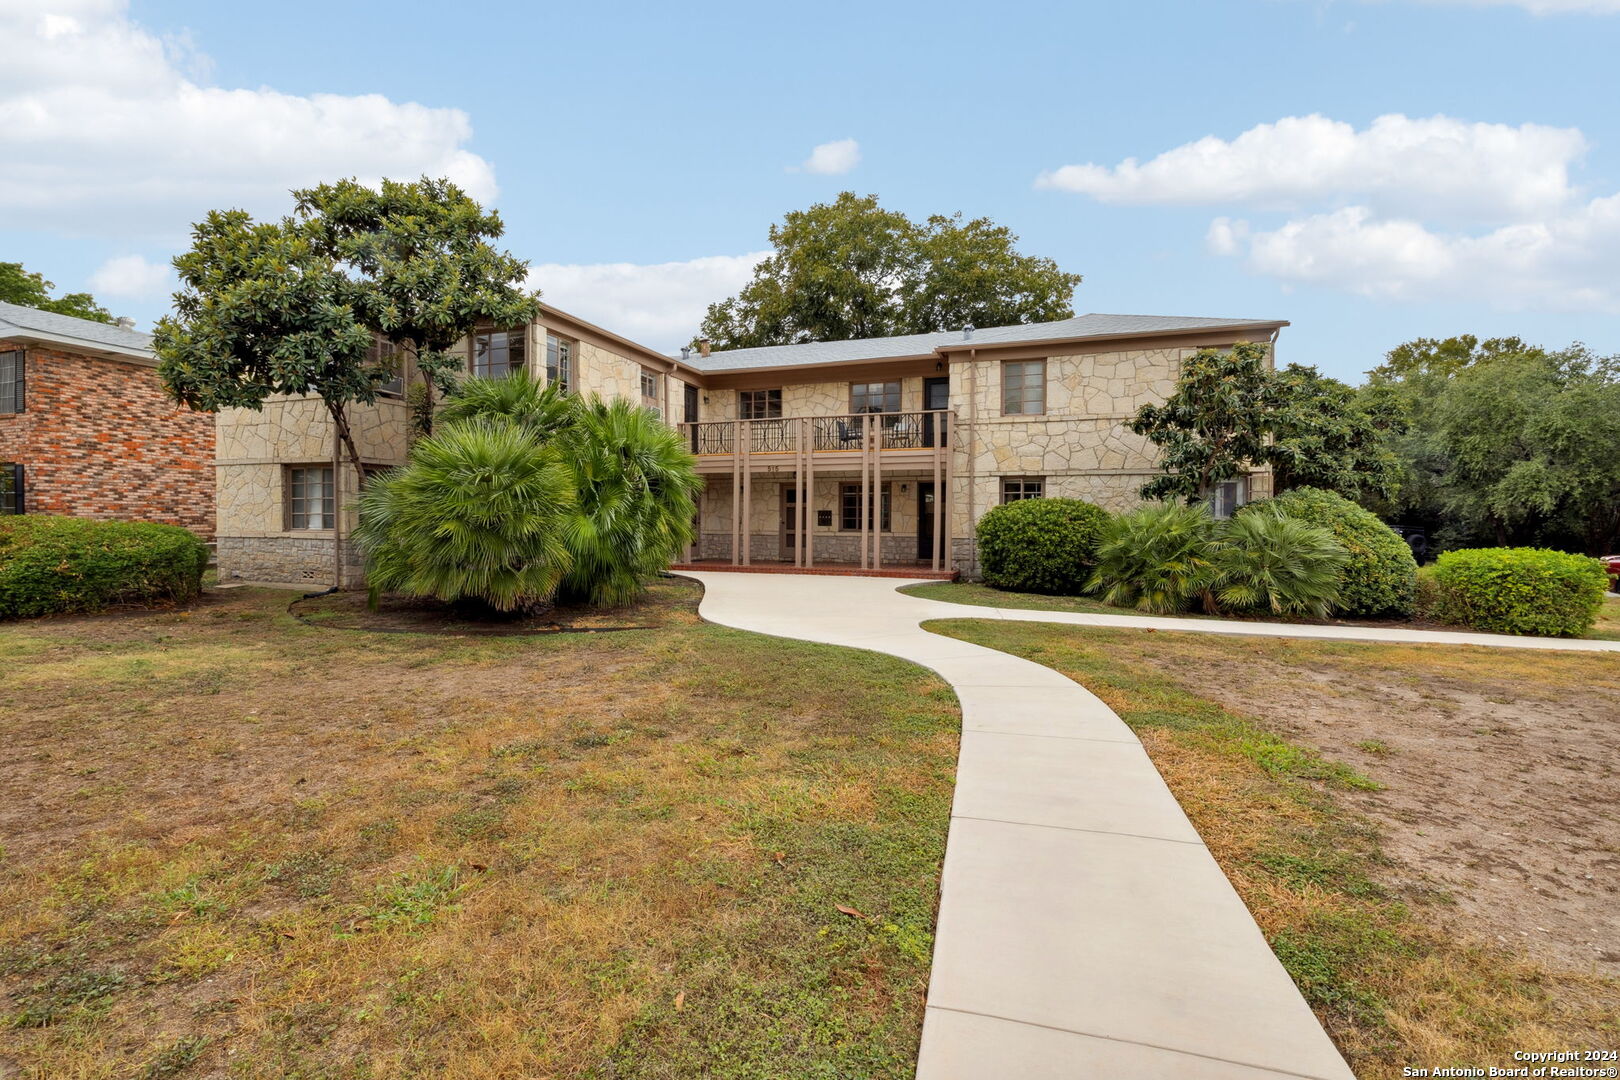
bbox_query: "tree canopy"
[1370,336,1620,554]
[698,192,1081,349]
[0,261,115,324]
[1129,344,1399,505]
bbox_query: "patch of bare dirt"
[1162,645,1620,975]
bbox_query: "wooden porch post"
[931,412,943,572]
[859,414,871,571]
[741,419,752,567]
[941,412,953,575]
[805,417,815,569]
[872,412,882,571]
[731,419,742,566]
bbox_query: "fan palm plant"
[1088,501,1219,613]
[354,418,576,612]
[437,372,576,441]
[1212,507,1348,617]
[555,395,702,606]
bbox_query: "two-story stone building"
[212,306,1286,585]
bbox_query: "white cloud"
[1212,197,1620,311]
[0,0,496,237]
[527,252,768,351]
[792,138,861,176]
[1036,113,1586,221]
[88,254,170,298]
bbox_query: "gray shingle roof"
[685,313,1285,372]
[0,301,154,361]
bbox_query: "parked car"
[1604,554,1620,590]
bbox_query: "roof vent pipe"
[680,346,691,362]
[962,324,974,340]
[115,316,137,330]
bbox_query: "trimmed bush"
[1089,501,1219,614]
[977,497,1111,595]
[1212,508,1348,618]
[0,516,208,619]
[1246,487,1417,617]
[1430,547,1608,637]
[1413,564,1445,622]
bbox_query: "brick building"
[0,301,214,537]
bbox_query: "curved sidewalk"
[684,571,1369,1080]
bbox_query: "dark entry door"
[922,376,949,447]
[684,382,699,423]
[917,482,937,562]
[780,486,799,561]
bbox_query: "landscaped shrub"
[553,395,702,607]
[362,378,701,611]
[976,497,1111,595]
[1429,547,1608,637]
[355,418,577,612]
[1247,487,1417,617]
[0,516,208,619]
[1211,508,1348,617]
[1413,564,1445,622]
[1089,501,1219,613]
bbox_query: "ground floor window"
[1001,476,1045,503]
[839,483,892,531]
[1,463,21,514]
[1206,478,1246,519]
[286,465,335,530]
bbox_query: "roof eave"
[932,320,1291,355]
[0,327,158,367]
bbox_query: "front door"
[917,482,937,562]
[780,485,799,561]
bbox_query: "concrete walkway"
[684,572,1619,1078]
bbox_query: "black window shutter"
[1,463,20,515]
[11,464,21,514]
[0,349,22,413]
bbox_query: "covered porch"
[679,411,955,574]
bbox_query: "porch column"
[741,419,752,567]
[731,420,741,566]
[872,412,882,571]
[941,412,953,574]
[931,416,943,572]
[805,417,815,568]
[859,414,871,570]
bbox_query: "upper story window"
[286,465,335,530]
[0,349,24,414]
[851,381,901,414]
[640,368,661,401]
[472,328,526,378]
[545,333,573,392]
[1001,477,1045,503]
[739,389,782,420]
[367,336,403,396]
[1002,360,1046,415]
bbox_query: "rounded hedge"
[1430,547,1607,637]
[976,497,1111,595]
[0,516,209,619]
[1246,487,1417,617]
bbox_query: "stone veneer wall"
[0,346,214,537]
[214,395,407,585]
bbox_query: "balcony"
[679,410,951,471]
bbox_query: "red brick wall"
[0,346,214,538]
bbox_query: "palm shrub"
[554,395,702,606]
[1247,487,1417,617]
[1089,501,1220,613]
[354,419,576,612]
[976,497,1111,594]
[438,373,575,441]
[1211,507,1348,617]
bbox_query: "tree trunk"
[325,400,367,590]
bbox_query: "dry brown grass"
[0,581,959,1079]
[928,618,1620,1080]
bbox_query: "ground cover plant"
[0,517,208,619]
[924,617,1620,1079]
[0,580,958,1078]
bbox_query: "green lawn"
[0,581,958,1079]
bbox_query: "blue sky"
[4,0,1617,382]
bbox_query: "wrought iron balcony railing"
[680,410,951,456]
